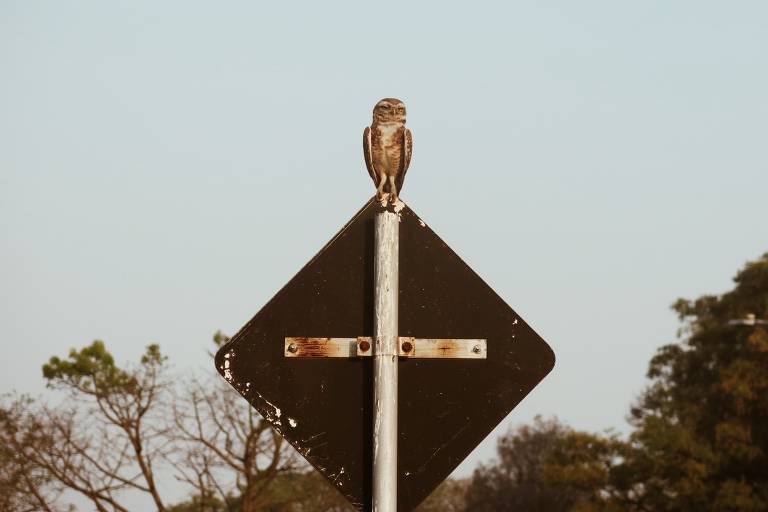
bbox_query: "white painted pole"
[373,211,399,512]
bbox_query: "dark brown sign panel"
[215,198,555,511]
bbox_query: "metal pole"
[373,210,398,512]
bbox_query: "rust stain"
[285,337,486,359]
[286,337,348,358]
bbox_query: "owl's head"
[373,98,407,124]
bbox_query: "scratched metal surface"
[215,198,555,511]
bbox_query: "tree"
[464,416,584,511]
[170,374,302,511]
[0,395,64,512]
[24,340,172,511]
[172,332,302,511]
[168,471,355,512]
[463,416,640,512]
[416,478,469,512]
[1,334,357,512]
[623,253,768,511]
[170,332,353,512]
[542,429,634,512]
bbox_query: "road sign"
[215,198,555,511]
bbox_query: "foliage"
[171,331,313,512]
[169,471,354,512]
[0,334,312,512]
[40,340,169,511]
[3,253,766,511]
[0,395,64,512]
[464,416,584,511]
[170,372,303,512]
[416,478,468,512]
[623,253,768,511]
[467,253,768,512]
[542,429,634,512]
[0,333,354,512]
[168,493,232,512]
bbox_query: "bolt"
[287,343,298,353]
[401,340,413,353]
[359,340,371,352]
[472,345,481,354]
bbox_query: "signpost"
[216,100,555,511]
[373,211,399,512]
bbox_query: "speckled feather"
[363,98,412,199]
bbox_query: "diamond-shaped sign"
[215,198,555,511]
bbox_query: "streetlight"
[727,313,768,326]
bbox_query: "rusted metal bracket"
[284,337,487,359]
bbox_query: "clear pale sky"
[2,0,767,499]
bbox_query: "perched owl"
[363,98,413,204]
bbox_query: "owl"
[363,98,413,204]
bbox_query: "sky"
[2,0,767,504]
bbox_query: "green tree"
[169,471,354,512]
[464,416,584,511]
[0,341,173,511]
[0,395,64,512]
[542,429,634,512]
[623,253,768,511]
[416,478,469,512]
[36,340,170,511]
[465,416,636,512]
[1,334,350,512]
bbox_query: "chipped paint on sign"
[213,197,556,512]
[253,391,282,428]
[223,357,232,381]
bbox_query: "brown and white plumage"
[363,98,412,204]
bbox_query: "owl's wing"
[363,126,377,185]
[396,128,413,193]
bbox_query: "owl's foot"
[377,191,391,206]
